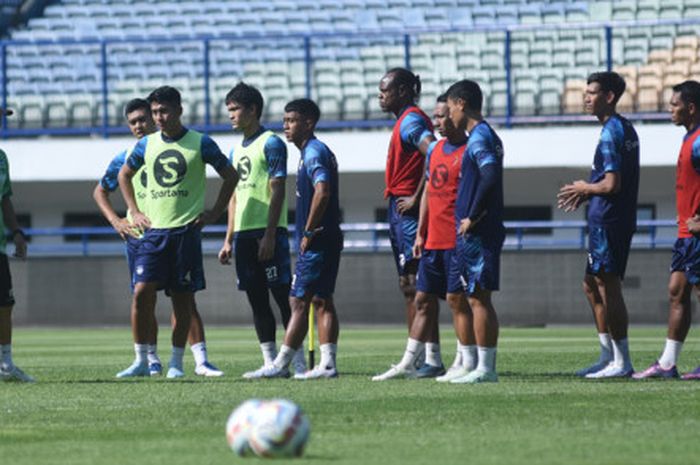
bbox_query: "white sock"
[134,343,148,364]
[611,338,631,368]
[659,338,683,369]
[458,343,477,371]
[598,333,613,363]
[1,343,12,368]
[425,342,442,367]
[147,344,160,364]
[273,344,295,369]
[170,346,185,370]
[399,338,424,369]
[260,341,277,366]
[190,342,208,366]
[450,342,462,368]
[320,343,337,369]
[476,346,497,373]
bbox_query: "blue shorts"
[586,226,633,279]
[290,238,343,299]
[670,237,700,285]
[453,232,504,295]
[388,196,418,276]
[132,224,205,293]
[234,228,291,291]
[416,249,461,298]
[125,235,140,292]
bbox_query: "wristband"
[303,230,315,239]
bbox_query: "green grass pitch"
[2,326,700,465]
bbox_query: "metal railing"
[10,219,678,257]
[1,16,699,138]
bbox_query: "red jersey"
[384,106,433,198]
[425,139,465,250]
[676,126,700,238]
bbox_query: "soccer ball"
[249,399,311,458]
[225,399,262,456]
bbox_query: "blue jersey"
[295,137,341,250]
[100,150,128,192]
[228,128,288,179]
[587,114,639,229]
[127,129,229,173]
[455,121,504,236]
[399,109,433,152]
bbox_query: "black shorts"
[0,253,15,306]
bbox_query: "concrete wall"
[10,248,685,327]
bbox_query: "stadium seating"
[1,0,700,129]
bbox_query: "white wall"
[0,121,685,182]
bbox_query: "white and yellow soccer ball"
[248,399,311,458]
[225,399,263,456]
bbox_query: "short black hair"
[124,98,150,117]
[147,86,181,107]
[446,79,483,112]
[386,67,422,101]
[587,71,626,106]
[437,93,448,103]
[284,98,321,125]
[672,80,700,108]
[225,82,264,119]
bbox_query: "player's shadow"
[497,371,579,380]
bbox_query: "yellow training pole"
[308,303,315,368]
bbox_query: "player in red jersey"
[378,68,439,368]
[373,94,471,381]
[634,80,700,380]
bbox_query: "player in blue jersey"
[558,72,639,379]
[118,86,238,379]
[261,98,343,379]
[216,83,305,378]
[445,80,505,384]
[0,107,32,383]
[93,98,223,377]
[379,68,442,371]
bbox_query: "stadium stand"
[0,0,700,131]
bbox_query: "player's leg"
[236,236,280,371]
[634,271,688,379]
[0,255,31,382]
[296,295,340,380]
[166,290,192,378]
[411,291,444,377]
[117,281,157,378]
[575,273,613,376]
[451,285,499,384]
[146,309,162,376]
[682,283,700,379]
[271,284,306,374]
[585,272,633,378]
[186,295,223,377]
[436,291,475,382]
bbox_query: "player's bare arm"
[687,213,700,235]
[196,164,238,228]
[92,183,132,240]
[1,195,26,259]
[258,177,285,262]
[118,163,150,234]
[412,187,429,259]
[300,181,330,254]
[218,192,236,265]
[558,172,620,212]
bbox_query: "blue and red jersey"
[676,125,700,238]
[384,105,433,198]
[425,138,465,250]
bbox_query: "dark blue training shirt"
[295,136,341,250]
[587,114,639,230]
[100,150,128,192]
[454,121,505,237]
